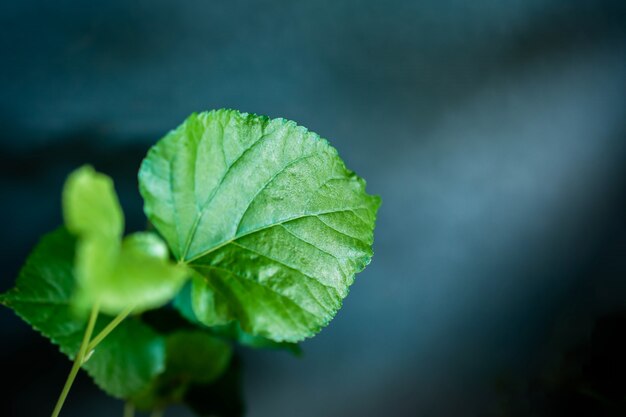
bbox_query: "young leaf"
[88,232,189,314]
[63,165,124,239]
[139,109,380,342]
[0,228,166,397]
[132,330,232,411]
[63,166,122,311]
[63,165,188,314]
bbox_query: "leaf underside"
[139,109,380,342]
[0,228,166,398]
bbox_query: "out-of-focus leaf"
[63,165,124,240]
[63,166,187,314]
[0,228,165,397]
[132,330,232,411]
[89,232,188,314]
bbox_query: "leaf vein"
[182,121,272,259]
[234,153,318,234]
[186,206,372,263]
[278,224,347,279]
[196,264,328,321]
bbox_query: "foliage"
[1,109,379,416]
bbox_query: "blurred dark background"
[1,1,626,416]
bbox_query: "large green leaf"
[0,228,166,397]
[139,109,380,342]
[132,330,232,411]
[63,165,188,314]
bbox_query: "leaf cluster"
[1,109,380,415]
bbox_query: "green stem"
[123,401,135,417]
[87,305,135,353]
[51,302,100,417]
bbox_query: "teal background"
[1,1,625,416]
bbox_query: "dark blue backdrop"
[1,1,625,416]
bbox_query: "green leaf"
[174,282,301,354]
[63,165,188,314]
[63,166,121,312]
[132,330,232,411]
[165,331,232,384]
[86,318,166,398]
[139,109,380,342]
[63,165,124,239]
[0,228,166,397]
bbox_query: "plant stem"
[123,401,135,417]
[51,302,100,417]
[87,305,135,353]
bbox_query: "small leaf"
[88,232,189,314]
[139,109,380,342]
[174,283,301,354]
[63,166,121,312]
[63,165,124,239]
[0,228,166,397]
[63,165,188,314]
[132,330,232,411]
